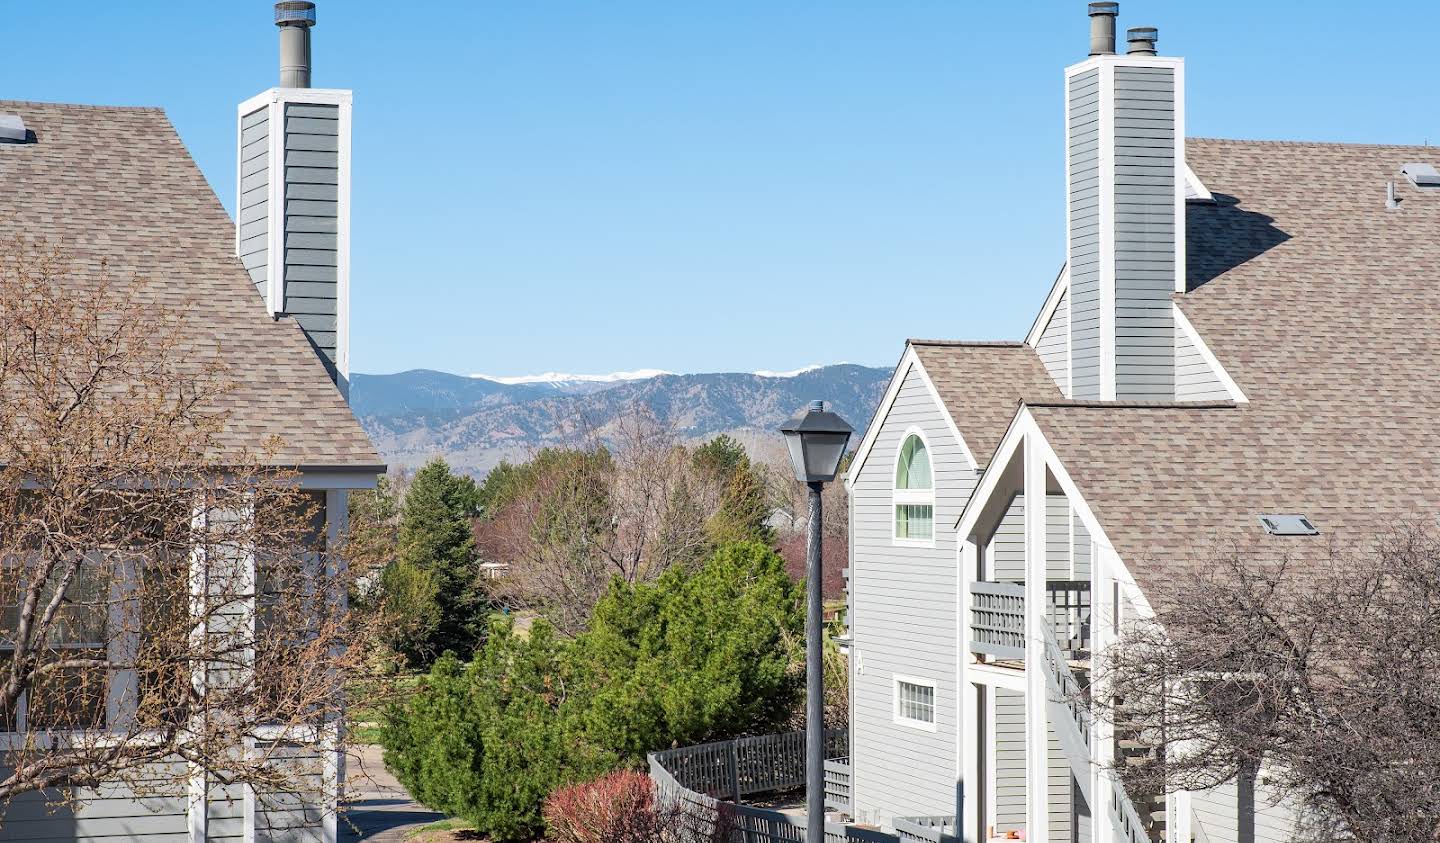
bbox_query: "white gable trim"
[1174,304,1248,404]
[1023,264,1070,348]
[843,346,978,490]
[1183,161,1213,203]
[952,404,1153,618]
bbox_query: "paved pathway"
[341,744,444,842]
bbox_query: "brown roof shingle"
[1029,138,1440,589]
[910,341,1062,468]
[0,100,380,470]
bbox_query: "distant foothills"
[351,364,890,476]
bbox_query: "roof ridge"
[907,339,1027,348]
[0,99,164,113]
[1189,135,1440,152]
[1027,399,1237,410]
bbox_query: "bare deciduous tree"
[1094,523,1440,842]
[477,410,775,635]
[0,242,370,817]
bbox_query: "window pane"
[895,436,933,491]
[895,505,934,540]
[28,650,107,730]
[898,680,935,724]
[138,562,188,728]
[42,562,108,646]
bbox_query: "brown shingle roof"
[1029,138,1440,590]
[910,341,1062,468]
[0,100,380,469]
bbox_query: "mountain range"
[351,364,891,476]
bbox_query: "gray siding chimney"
[1065,9,1183,400]
[237,2,354,398]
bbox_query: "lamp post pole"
[805,478,825,843]
[779,399,852,843]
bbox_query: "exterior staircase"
[970,579,1162,843]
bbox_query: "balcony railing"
[823,757,851,812]
[967,579,1092,662]
[650,732,957,842]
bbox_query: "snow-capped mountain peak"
[751,364,828,378]
[469,369,672,386]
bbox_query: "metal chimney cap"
[275,1,317,27]
[1127,26,1158,55]
[1088,2,1119,16]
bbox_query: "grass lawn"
[405,818,486,841]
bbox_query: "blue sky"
[7,2,1438,376]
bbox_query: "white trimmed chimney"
[1065,3,1184,400]
[237,1,354,398]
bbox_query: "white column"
[1090,543,1117,843]
[322,489,349,843]
[1023,435,1050,842]
[959,535,980,839]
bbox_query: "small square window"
[894,676,936,731]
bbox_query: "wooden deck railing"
[967,579,1092,661]
[823,758,851,813]
[651,729,847,803]
[968,580,1027,659]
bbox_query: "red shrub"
[544,771,730,843]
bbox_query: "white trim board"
[892,673,939,733]
[1174,304,1248,403]
[951,403,1154,621]
[843,346,979,490]
[1023,264,1070,348]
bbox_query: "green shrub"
[380,621,609,841]
[380,541,803,839]
[573,540,803,760]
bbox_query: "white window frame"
[892,427,936,547]
[0,549,135,742]
[893,673,938,732]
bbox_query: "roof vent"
[1126,27,1158,56]
[1258,514,1318,536]
[0,114,28,143]
[1401,163,1440,190]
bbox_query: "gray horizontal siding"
[282,102,340,374]
[1067,69,1101,399]
[850,361,975,824]
[239,106,270,298]
[1035,289,1070,394]
[254,741,327,843]
[994,689,1026,833]
[1174,321,1230,400]
[992,691,1072,840]
[0,762,188,841]
[1191,775,1303,843]
[1112,66,1176,399]
[988,494,1072,582]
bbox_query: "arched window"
[893,431,934,543]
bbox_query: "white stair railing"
[1038,621,1151,843]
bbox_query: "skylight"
[1401,163,1440,190]
[1258,514,1318,536]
